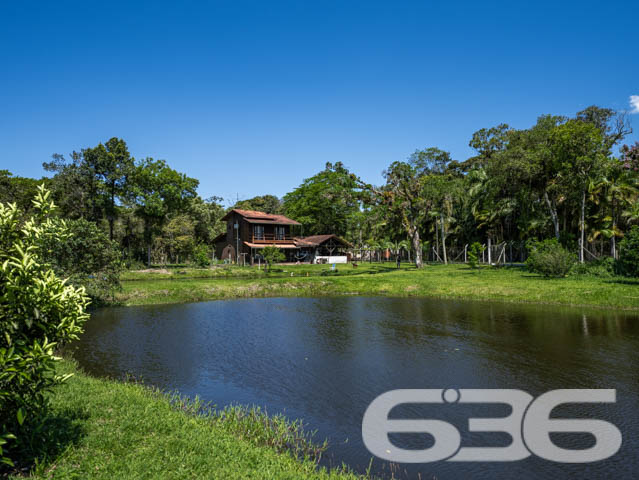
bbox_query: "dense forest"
[1,105,638,299]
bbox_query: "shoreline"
[114,263,639,311]
[9,359,364,480]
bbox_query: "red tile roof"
[222,209,301,225]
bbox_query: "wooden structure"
[214,209,351,264]
[294,235,352,263]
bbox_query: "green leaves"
[282,162,360,237]
[1,188,89,466]
[16,408,25,426]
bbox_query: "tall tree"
[550,120,608,262]
[283,162,360,237]
[423,173,464,264]
[233,195,281,214]
[129,158,199,265]
[360,148,452,268]
[82,138,135,240]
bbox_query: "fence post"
[487,237,492,264]
[464,244,467,263]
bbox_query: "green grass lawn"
[12,360,363,480]
[118,263,639,310]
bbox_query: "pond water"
[71,297,639,479]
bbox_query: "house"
[293,234,352,264]
[214,209,352,264]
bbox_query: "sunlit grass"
[11,360,363,480]
[116,263,639,310]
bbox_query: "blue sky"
[1,0,637,204]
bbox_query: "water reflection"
[71,297,639,479]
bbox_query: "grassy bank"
[10,360,362,480]
[118,263,639,310]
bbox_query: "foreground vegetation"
[9,360,362,480]
[118,263,639,310]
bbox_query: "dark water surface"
[72,297,639,479]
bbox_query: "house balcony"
[251,233,295,244]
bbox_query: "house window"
[275,226,285,240]
[254,225,264,240]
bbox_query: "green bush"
[570,257,616,277]
[38,218,122,305]
[261,246,285,272]
[467,242,484,269]
[0,187,89,468]
[617,226,639,277]
[526,239,575,277]
[192,244,211,268]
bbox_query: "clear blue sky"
[1,0,637,204]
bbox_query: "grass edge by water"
[8,358,367,480]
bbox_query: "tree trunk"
[544,192,560,240]
[579,189,586,263]
[411,228,423,268]
[440,212,447,264]
[435,220,440,261]
[147,244,151,267]
[109,185,116,241]
[611,196,617,259]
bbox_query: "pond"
[71,297,639,479]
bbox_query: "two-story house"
[214,209,301,263]
[214,209,351,264]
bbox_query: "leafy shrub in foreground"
[0,187,89,468]
[526,239,575,277]
[617,226,639,277]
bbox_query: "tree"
[38,218,122,304]
[550,120,608,262]
[617,226,639,277]
[0,171,45,213]
[0,186,89,466]
[189,196,225,245]
[360,148,453,268]
[156,214,196,264]
[260,246,285,271]
[82,138,134,240]
[43,151,98,221]
[129,158,199,266]
[621,142,639,172]
[422,173,463,264]
[233,195,281,214]
[283,162,360,237]
[576,105,631,149]
[588,157,637,258]
[465,123,511,169]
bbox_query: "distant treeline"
[1,105,638,273]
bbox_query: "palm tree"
[367,240,382,263]
[622,202,639,226]
[399,239,411,263]
[589,160,638,258]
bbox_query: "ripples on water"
[71,297,639,480]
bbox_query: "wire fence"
[352,240,615,266]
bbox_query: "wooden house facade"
[214,209,351,264]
